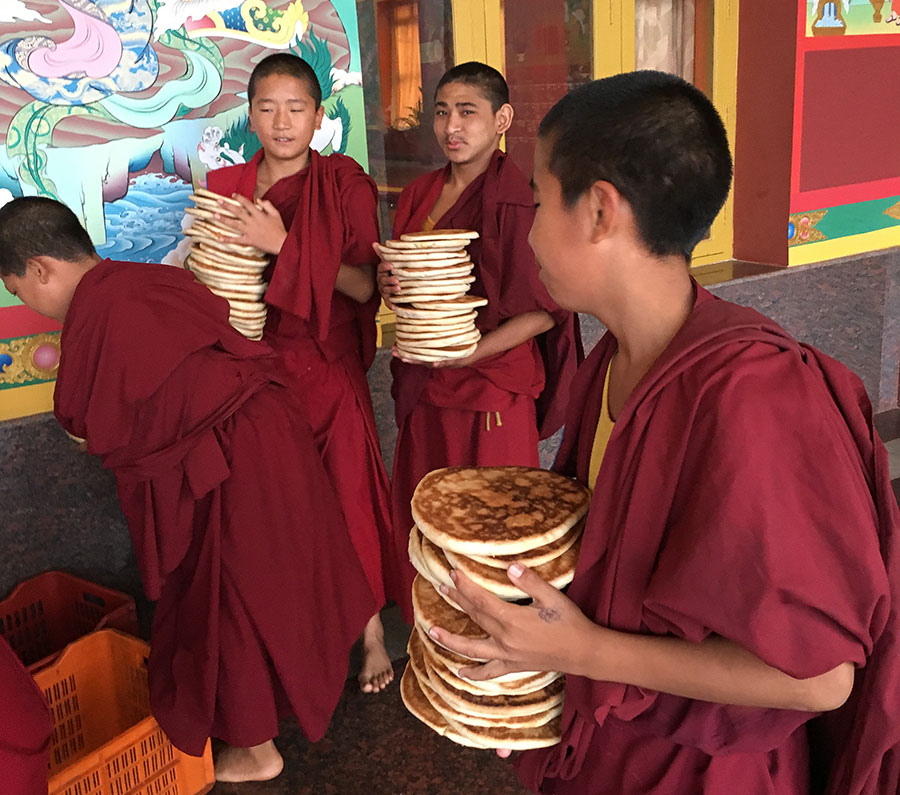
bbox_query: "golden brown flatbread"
[412,467,591,555]
[443,537,581,600]
[400,229,480,242]
[411,574,489,659]
[400,666,485,748]
[467,518,585,569]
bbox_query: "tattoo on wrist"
[538,607,561,623]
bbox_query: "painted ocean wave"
[96,172,191,263]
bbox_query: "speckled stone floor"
[209,659,529,795]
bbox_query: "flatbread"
[392,265,474,280]
[413,295,488,312]
[382,236,473,249]
[191,248,267,272]
[184,218,243,241]
[423,656,566,719]
[415,625,546,689]
[400,667,485,748]
[400,229,480,242]
[413,629,560,700]
[395,348,475,364]
[443,538,581,600]
[395,343,478,362]
[468,518,585,569]
[398,277,475,291]
[390,292,468,304]
[189,260,262,286]
[395,311,478,327]
[197,275,267,296]
[194,243,268,268]
[376,244,468,262]
[409,524,454,593]
[185,206,243,226]
[449,712,562,750]
[393,304,481,319]
[193,187,243,208]
[408,524,454,599]
[412,467,592,556]
[395,330,481,349]
[192,237,263,257]
[221,298,266,313]
[395,325,478,341]
[397,285,474,299]
[411,574,489,660]
[189,195,239,219]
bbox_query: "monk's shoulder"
[328,152,372,183]
[399,167,444,202]
[495,153,536,208]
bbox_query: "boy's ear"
[587,181,621,244]
[315,104,325,131]
[496,103,514,136]
[26,256,54,284]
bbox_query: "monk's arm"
[571,627,854,713]
[450,310,554,367]
[436,568,855,714]
[334,263,376,303]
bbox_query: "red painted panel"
[0,306,61,339]
[798,48,900,193]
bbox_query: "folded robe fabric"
[0,636,52,795]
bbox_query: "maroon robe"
[54,259,377,756]
[0,636,51,794]
[516,286,900,794]
[389,150,581,619]
[208,151,393,605]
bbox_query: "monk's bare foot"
[214,740,284,783]
[358,613,394,693]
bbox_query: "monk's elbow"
[803,662,855,712]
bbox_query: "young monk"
[206,53,395,693]
[0,636,52,794]
[0,197,378,783]
[430,72,900,793]
[377,62,580,620]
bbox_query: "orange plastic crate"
[35,629,214,795]
[0,570,139,669]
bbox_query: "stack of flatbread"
[184,188,269,340]
[401,466,592,749]
[377,229,486,363]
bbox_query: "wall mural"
[808,0,900,36]
[791,1,900,262]
[0,0,367,413]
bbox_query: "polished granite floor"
[209,657,529,795]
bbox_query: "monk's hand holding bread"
[431,564,596,681]
[216,193,288,255]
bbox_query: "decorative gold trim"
[0,332,61,385]
[884,200,900,221]
[788,210,828,246]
